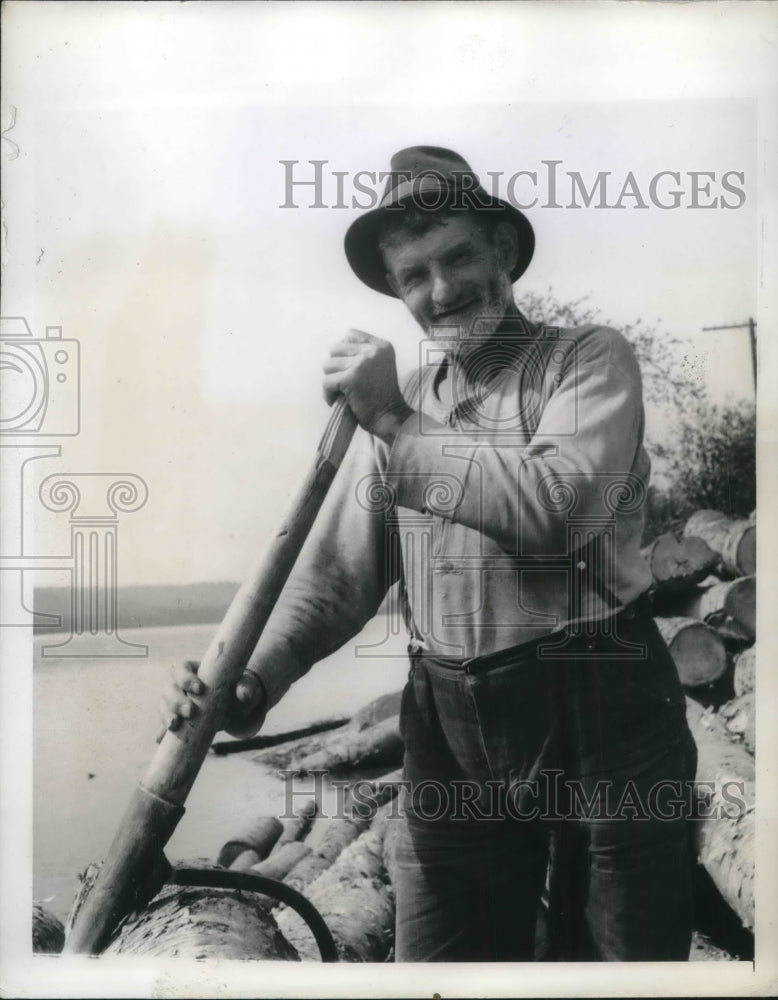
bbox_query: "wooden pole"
[64,399,358,955]
[748,317,757,388]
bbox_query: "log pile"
[649,510,756,693]
[645,508,757,945]
[685,699,755,934]
[275,802,396,961]
[683,510,755,578]
[74,776,402,961]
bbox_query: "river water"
[33,618,409,923]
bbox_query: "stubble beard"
[425,276,514,368]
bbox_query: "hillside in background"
[33,581,399,635]
[33,581,240,634]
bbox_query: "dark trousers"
[394,598,698,962]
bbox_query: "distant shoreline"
[33,581,397,634]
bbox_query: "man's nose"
[430,268,458,309]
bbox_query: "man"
[161,147,697,961]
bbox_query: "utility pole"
[701,318,757,391]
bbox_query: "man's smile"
[432,298,478,320]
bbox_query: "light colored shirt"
[249,319,653,713]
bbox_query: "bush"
[644,398,756,542]
[519,287,694,410]
[516,287,755,542]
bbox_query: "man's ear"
[493,221,519,276]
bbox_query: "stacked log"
[282,816,370,897]
[92,773,402,960]
[683,510,755,577]
[251,841,311,880]
[275,802,396,962]
[218,815,283,869]
[673,577,755,640]
[643,507,757,951]
[271,798,319,851]
[733,645,755,697]
[717,695,755,754]
[648,511,757,694]
[251,691,403,775]
[654,617,728,688]
[641,532,718,593]
[33,902,65,954]
[685,698,755,933]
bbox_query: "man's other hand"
[156,659,268,742]
[323,329,413,445]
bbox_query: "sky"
[1,1,775,587]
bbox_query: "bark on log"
[271,798,318,852]
[104,882,300,959]
[718,694,755,755]
[250,691,402,770]
[350,690,402,730]
[672,577,755,640]
[278,773,401,902]
[285,715,403,776]
[250,841,312,880]
[686,699,755,932]
[33,902,65,954]
[216,815,283,868]
[275,804,395,961]
[733,645,755,697]
[684,511,756,577]
[655,617,728,687]
[250,729,348,770]
[689,931,736,961]
[282,817,368,900]
[229,849,261,871]
[641,532,718,593]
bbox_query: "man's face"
[382,213,514,355]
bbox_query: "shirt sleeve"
[243,424,398,715]
[383,326,646,556]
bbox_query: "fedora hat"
[344,146,535,297]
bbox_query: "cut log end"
[656,617,728,687]
[642,532,718,592]
[216,815,283,868]
[684,510,756,577]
